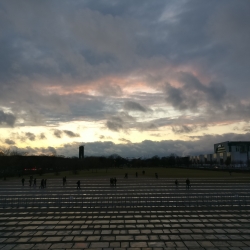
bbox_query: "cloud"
[106,112,135,132]
[123,101,149,112]
[106,118,123,132]
[5,139,15,145]
[0,110,16,127]
[119,138,131,143]
[164,72,227,112]
[53,129,79,138]
[8,132,250,158]
[53,130,62,138]
[150,133,162,137]
[172,124,207,134]
[25,132,36,141]
[172,125,195,134]
[63,130,80,138]
[48,146,57,155]
[99,135,112,140]
[39,133,46,140]
[97,83,123,96]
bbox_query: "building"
[191,141,250,167]
[79,145,84,159]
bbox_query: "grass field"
[15,167,250,180]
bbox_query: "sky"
[0,0,250,158]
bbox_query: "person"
[44,179,47,188]
[175,179,179,189]
[186,178,190,189]
[114,177,117,187]
[29,178,32,187]
[142,170,145,175]
[110,178,113,186]
[33,178,36,187]
[155,173,158,179]
[124,173,128,178]
[136,172,138,178]
[22,178,25,186]
[77,180,81,189]
[63,176,67,186]
[40,179,44,189]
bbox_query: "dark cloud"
[0,110,16,127]
[124,101,147,112]
[53,129,79,138]
[172,125,196,134]
[99,135,112,140]
[53,130,62,138]
[63,130,80,138]
[39,133,46,140]
[106,118,123,132]
[25,132,36,141]
[119,138,131,143]
[165,72,227,111]
[106,112,136,132]
[5,139,15,145]
[97,83,123,97]
[48,146,57,156]
[172,125,207,134]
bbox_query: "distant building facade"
[190,141,250,167]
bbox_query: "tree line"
[0,149,189,179]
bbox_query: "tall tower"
[79,145,84,159]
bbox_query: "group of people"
[110,177,117,186]
[21,175,191,190]
[175,178,191,189]
[21,176,47,189]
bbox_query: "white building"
[191,141,250,167]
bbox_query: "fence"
[0,193,249,209]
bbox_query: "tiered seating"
[0,177,249,249]
[0,177,249,208]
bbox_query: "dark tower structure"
[79,145,84,159]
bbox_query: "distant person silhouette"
[40,179,44,189]
[77,180,81,189]
[142,170,145,175]
[124,173,128,178]
[155,173,158,179]
[63,176,67,186]
[44,179,47,188]
[175,179,179,189]
[29,179,32,187]
[136,172,138,178]
[33,178,36,187]
[114,177,117,187]
[186,178,190,189]
[22,178,25,186]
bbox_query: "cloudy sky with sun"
[0,0,250,157]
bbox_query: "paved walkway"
[0,177,249,249]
